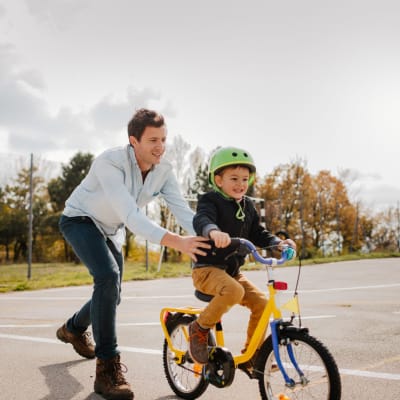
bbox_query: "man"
[56,108,209,400]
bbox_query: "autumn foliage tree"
[256,160,372,258]
[0,165,50,262]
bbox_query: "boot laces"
[110,360,128,385]
[80,332,93,346]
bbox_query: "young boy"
[189,146,296,368]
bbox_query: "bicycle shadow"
[39,359,101,400]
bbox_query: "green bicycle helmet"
[208,146,256,188]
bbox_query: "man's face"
[130,125,167,171]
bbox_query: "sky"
[0,0,399,211]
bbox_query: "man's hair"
[127,108,165,140]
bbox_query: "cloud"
[360,184,400,210]
[0,4,6,18]
[24,0,88,31]
[90,86,162,133]
[0,44,170,158]
[0,45,50,130]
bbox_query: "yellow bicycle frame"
[160,279,288,368]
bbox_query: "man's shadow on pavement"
[39,359,101,400]
[40,359,181,400]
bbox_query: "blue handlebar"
[235,238,295,266]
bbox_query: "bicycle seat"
[195,290,214,302]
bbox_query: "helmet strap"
[235,201,246,221]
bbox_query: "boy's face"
[214,166,250,201]
[129,125,167,171]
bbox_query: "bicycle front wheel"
[257,329,341,400]
[163,313,211,399]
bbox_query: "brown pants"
[192,267,267,350]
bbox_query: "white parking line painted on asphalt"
[300,283,400,293]
[118,322,160,326]
[292,315,336,320]
[0,295,194,301]
[118,345,162,355]
[0,324,53,328]
[0,333,162,354]
[0,316,336,330]
[0,322,159,328]
[1,283,399,300]
[0,333,399,381]
[0,296,90,301]
[339,368,400,381]
[0,333,61,344]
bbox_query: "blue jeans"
[59,215,123,360]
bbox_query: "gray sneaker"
[56,323,95,359]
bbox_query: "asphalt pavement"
[0,258,399,399]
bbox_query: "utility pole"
[145,205,149,271]
[27,153,33,279]
[397,201,400,252]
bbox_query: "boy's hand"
[280,238,296,250]
[209,230,231,248]
[278,239,297,260]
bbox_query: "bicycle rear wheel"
[163,313,212,399]
[257,329,341,400]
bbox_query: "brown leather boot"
[94,355,134,400]
[56,323,95,359]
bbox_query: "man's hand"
[161,233,211,262]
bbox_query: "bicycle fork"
[270,320,309,388]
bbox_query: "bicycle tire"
[256,328,341,400]
[163,313,213,399]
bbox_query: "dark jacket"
[193,191,281,276]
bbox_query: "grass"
[0,260,194,293]
[0,252,398,294]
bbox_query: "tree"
[162,138,207,261]
[48,152,94,212]
[188,163,210,197]
[372,206,399,251]
[0,187,14,262]
[256,160,371,257]
[257,159,313,257]
[47,152,94,261]
[310,171,338,252]
[3,165,49,262]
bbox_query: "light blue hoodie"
[63,144,195,250]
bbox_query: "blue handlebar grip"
[283,247,296,261]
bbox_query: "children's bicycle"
[160,238,341,399]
